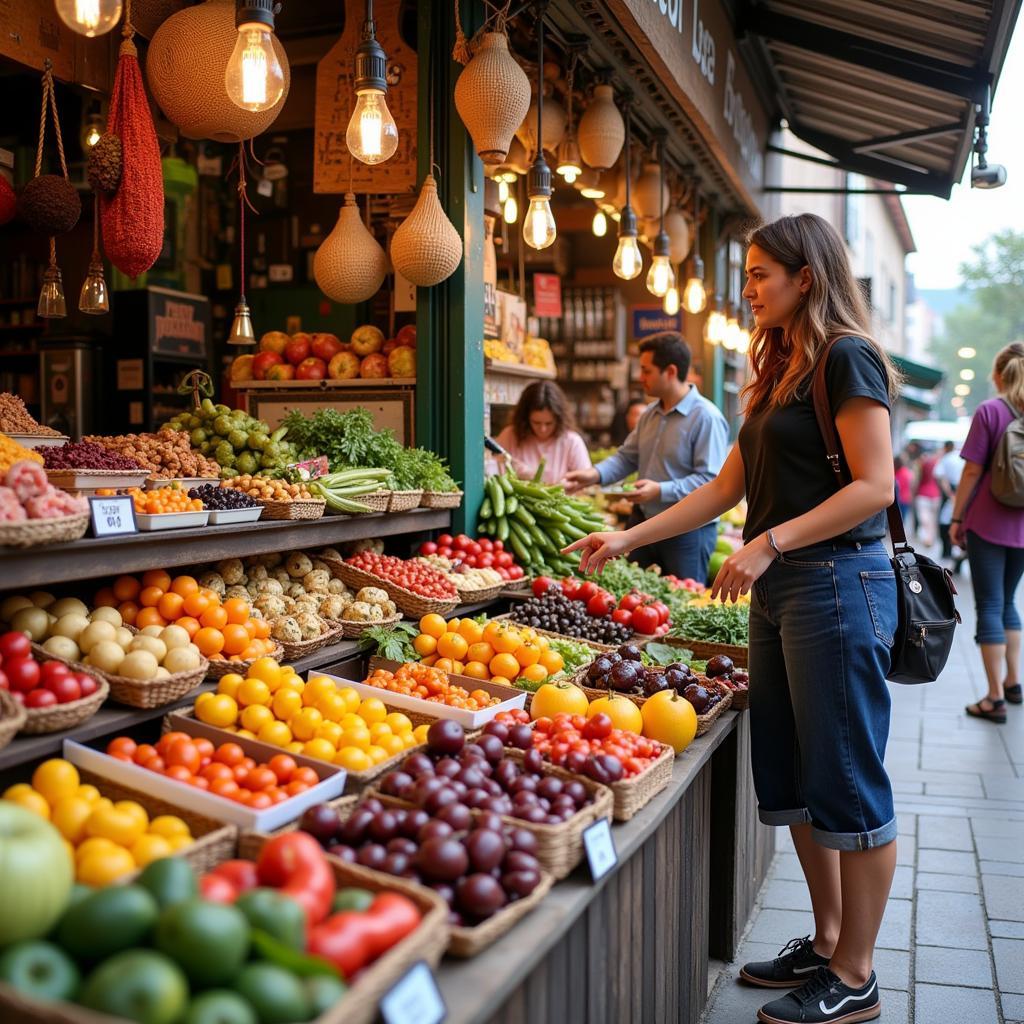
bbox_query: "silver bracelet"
[766,528,783,560]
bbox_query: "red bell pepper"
[255,832,335,927]
[308,893,421,978]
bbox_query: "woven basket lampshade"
[147,0,290,142]
[391,174,463,287]
[665,206,692,265]
[516,89,566,156]
[455,32,531,164]
[578,84,624,170]
[313,193,388,304]
[633,161,669,220]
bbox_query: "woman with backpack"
[566,213,900,1024]
[949,341,1024,722]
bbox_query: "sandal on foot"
[966,698,1007,723]
[1004,684,1022,704]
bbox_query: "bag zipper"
[910,619,956,646]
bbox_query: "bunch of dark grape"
[188,483,259,510]
[509,593,632,644]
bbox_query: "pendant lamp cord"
[658,136,665,234]
[623,102,631,210]
[535,7,544,161]
[36,60,70,270]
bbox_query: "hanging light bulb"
[225,1,286,113]
[345,1,399,164]
[704,297,725,346]
[663,274,680,316]
[723,314,741,351]
[683,257,707,314]
[592,209,607,237]
[227,300,256,345]
[37,261,66,319]
[503,194,518,224]
[556,49,582,184]
[645,132,674,298]
[737,325,751,355]
[81,108,104,150]
[55,0,122,37]
[228,144,257,344]
[523,6,556,250]
[497,179,510,204]
[613,98,642,280]
[79,233,109,316]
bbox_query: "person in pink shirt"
[914,452,941,546]
[494,381,591,484]
[894,455,913,524]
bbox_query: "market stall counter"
[433,710,772,1024]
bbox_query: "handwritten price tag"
[380,961,446,1024]
[88,495,138,538]
[583,818,618,882]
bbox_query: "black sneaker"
[757,967,880,1023]
[739,936,831,988]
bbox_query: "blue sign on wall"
[631,306,682,340]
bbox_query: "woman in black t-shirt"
[567,214,901,1024]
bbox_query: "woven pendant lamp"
[313,192,388,303]
[147,0,290,142]
[665,206,692,265]
[455,32,531,164]
[633,161,669,220]
[516,88,565,156]
[578,84,624,170]
[391,174,463,287]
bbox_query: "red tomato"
[0,670,7,691]
[437,533,453,547]
[46,675,82,704]
[508,565,525,580]
[437,546,453,559]
[0,632,30,661]
[478,553,495,568]
[25,689,57,708]
[586,593,615,617]
[478,538,493,552]
[497,567,511,580]
[583,713,614,740]
[575,581,598,603]
[531,576,556,598]
[419,541,438,556]
[651,601,671,625]
[200,873,240,903]
[5,656,40,694]
[76,673,98,697]
[611,609,633,625]
[618,592,644,612]
[631,605,661,634]
[39,661,70,686]
[453,534,471,551]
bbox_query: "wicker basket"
[578,83,625,170]
[497,578,533,598]
[314,193,389,305]
[0,690,28,748]
[448,868,554,957]
[321,490,391,516]
[205,644,284,680]
[237,832,449,1024]
[493,614,617,653]
[276,617,345,660]
[20,678,109,735]
[391,174,463,287]
[419,489,463,509]
[255,497,326,521]
[0,512,90,549]
[388,489,423,512]
[729,687,749,711]
[332,612,403,640]
[323,559,459,618]
[663,637,748,668]
[270,794,359,834]
[451,581,506,606]
[609,742,675,821]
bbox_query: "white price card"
[379,961,446,1024]
[88,495,138,537]
[583,818,618,882]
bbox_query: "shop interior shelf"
[483,359,558,380]
[0,508,452,590]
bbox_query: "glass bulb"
[78,256,109,315]
[37,266,66,319]
[503,195,518,225]
[682,276,707,314]
[346,88,399,165]
[704,311,725,345]
[723,317,741,350]
[523,197,556,250]
[663,282,680,316]
[82,117,103,150]
[55,0,122,37]
[737,327,751,355]
[592,210,607,237]
[498,180,510,204]
[957,346,976,359]
[612,235,643,280]
[960,368,975,381]
[646,255,674,298]
[558,162,581,184]
[225,24,285,113]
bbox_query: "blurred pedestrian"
[914,448,941,547]
[894,455,913,525]
[610,397,649,445]
[950,342,1024,722]
[934,440,964,569]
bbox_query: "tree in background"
[928,230,1024,416]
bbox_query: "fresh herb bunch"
[545,636,600,676]
[392,446,460,492]
[670,603,749,645]
[360,621,418,661]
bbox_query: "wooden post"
[414,0,485,534]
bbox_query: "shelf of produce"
[0,508,452,590]
[434,712,740,1024]
[0,684,214,775]
[483,359,557,381]
[234,378,415,389]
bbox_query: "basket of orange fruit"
[93,571,281,690]
[411,614,567,696]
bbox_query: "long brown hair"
[512,381,577,443]
[994,342,1024,411]
[740,214,902,415]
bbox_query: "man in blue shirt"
[564,332,729,582]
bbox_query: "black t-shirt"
[738,336,891,543]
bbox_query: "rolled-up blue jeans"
[965,530,1024,644]
[749,539,898,852]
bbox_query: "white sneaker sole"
[739,967,811,988]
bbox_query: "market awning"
[891,354,945,390]
[734,0,1021,197]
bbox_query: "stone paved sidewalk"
[703,586,1024,1024]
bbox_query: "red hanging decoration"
[100,3,163,278]
[0,175,15,226]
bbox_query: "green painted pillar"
[415,0,485,534]
[705,206,725,411]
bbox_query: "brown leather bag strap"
[811,336,910,550]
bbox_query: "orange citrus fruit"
[222,624,250,656]
[170,575,199,598]
[113,575,141,602]
[457,619,484,644]
[176,615,201,638]
[139,586,164,608]
[419,614,447,639]
[182,592,211,618]
[539,649,564,674]
[117,601,139,626]
[489,652,520,680]
[463,661,490,680]
[157,592,185,621]
[467,641,496,664]
[200,605,228,631]
[413,634,437,657]
[135,607,167,630]
[514,643,541,667]
[194,627,225,657]
[142,569,172,592]
[222,598,250,625]
[94,587,118,608]
[436,632,468,661]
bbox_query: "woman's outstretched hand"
[709,534,775,603]
[562,531,631,575]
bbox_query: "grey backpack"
[990,398,1024,507]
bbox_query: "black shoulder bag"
[811,337,960,684]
